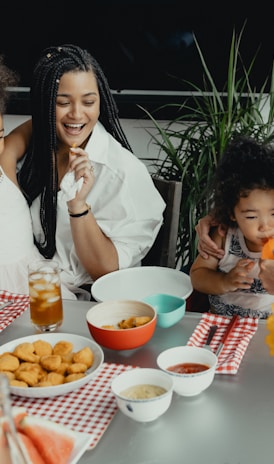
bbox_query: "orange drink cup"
[28,260,63,332]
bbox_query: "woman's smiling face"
[55,70,100,148]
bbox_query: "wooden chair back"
[142,177,182,268]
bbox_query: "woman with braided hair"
[3,44,165,299]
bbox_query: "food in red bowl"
[86,300,157,350]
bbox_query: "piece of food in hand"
[18,415,76,464]
[261,238,274,259]
[265,309,274,355]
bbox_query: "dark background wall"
[1,1,273,117]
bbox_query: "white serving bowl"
[156,346,218,397]
[91,266,192,302]
[111,367,173,422]
[0,333,104,398]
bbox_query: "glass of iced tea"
[28,260,63,332]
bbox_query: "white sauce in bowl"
[120,384,167,399]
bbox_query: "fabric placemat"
[0,290,30,332]
[187,312,259,374]
[11,362,136,450]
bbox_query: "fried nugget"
[101,325,116,330]
[0,353,20,372]
[15,362,46,381]
[61,352,74,363]
[64,373,85,383]
[13,343,40,363]
[33,340,53,357]
[118,317,135,329]
[67,363,87,374]
[52,341,73,356]
[72,347,94,368]
[10,379,28,388]
[15,370,39,387]
[40,355,62,371]
[118,316,152,329]
[134,316,152,326]
[38,372,65,386]
[54,362,70,375]
[0,370,15,381]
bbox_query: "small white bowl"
[111,368,173,422]
[156,346,218,397]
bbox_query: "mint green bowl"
[142,293,186,328]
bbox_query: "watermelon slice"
[262,238,274,259]
[18,416,76,464]
[18,432,47,464]
[0,413,45,464]
[11,406,28,429]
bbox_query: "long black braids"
[18,44,132,259]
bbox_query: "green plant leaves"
[139,24,274,269]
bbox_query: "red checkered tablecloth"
[11,362,136,450]
[187,312,259,374]
[0,290,30,332]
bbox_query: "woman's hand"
[67,146,95,212]
[195,214,227,260]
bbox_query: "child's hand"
[222,259,255,292]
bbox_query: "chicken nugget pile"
[102,315,152,330]
[0,339,94,388]
[265,304,274,355]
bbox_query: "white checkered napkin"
[0,290,29,332]
[11,362,136,450]
[187,312,259,374]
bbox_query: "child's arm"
[190,229,254,295]
[0,119,32,184]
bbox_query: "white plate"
[0,333,104,398]
[70,431,93,463]
[91,266,192,302]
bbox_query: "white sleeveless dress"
[209,227,274,318]
[0,166,42,294]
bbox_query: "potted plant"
[139,24,274,272]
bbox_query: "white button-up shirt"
[31,122,166,297]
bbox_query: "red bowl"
[86,300,157,350]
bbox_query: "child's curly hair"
[210,136,274,227]
[0,55,19,113]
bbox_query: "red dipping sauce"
[167,363,209,374]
